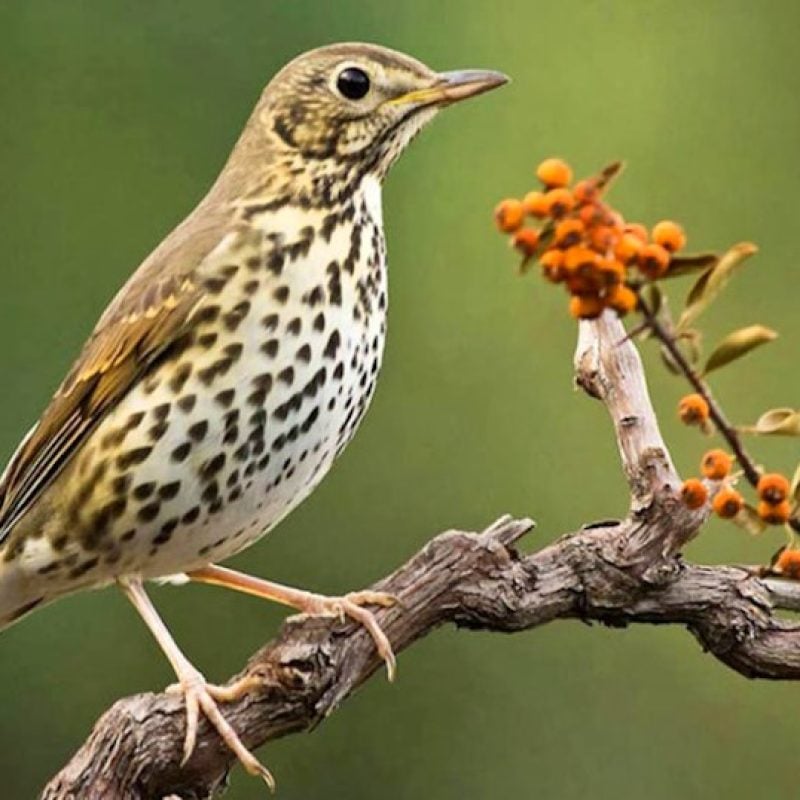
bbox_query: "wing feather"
[0,205,234,542]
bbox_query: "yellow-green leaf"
[733,503,768,536]
[595,161,624,191]
[659,344,681,375]
[739,408,800,436]
[677,242,758,331]
[702,324,778,375]
[663,252,718,279]
[789,462,800,502]
[642,282,663,316]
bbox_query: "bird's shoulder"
[0,199,243,541]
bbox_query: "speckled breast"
[43,179,388,586]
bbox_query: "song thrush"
[0,43,507,785]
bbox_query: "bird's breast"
[24,184,389,588]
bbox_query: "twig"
[637,293,762,486]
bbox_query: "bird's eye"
[336,67,371,100]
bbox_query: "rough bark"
[42,312,800,800]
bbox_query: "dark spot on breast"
[223,300,250,332]
[200,453,226,482]
[198,332,218,349]
[202,481,220,504]
[137,502,161,523]
[224,343,243,361]
[273,286,290,304]
[324,330,341,359]
[171,442,191,462]
[215,389,235,408]
[169,363,193,394]
[261,339,279,358]
[117,447,152,471]
[262,313,279,331]
[204,277,228,295]
[148,421,169,443]
[112,474,132,495]
[188,421,208,442]
[177,394,197,413]
[133,482,156,501]
[159,481,181,501]
[278,366,294,385]
[182,506,200,525]
[296,344,312,363]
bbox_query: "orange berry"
[523,190,550,218]
[757,473,791,505]
[599,259,625,286]
[681,478,709,510]
[540,249,566,283]
[568,294,604,320]
[758,499,792,526]
[578,203,604,227]
[701,449,733,480]
[564,246,599,273]
[536,157,573,188]
[589,225,616,253]
[511,228,540,257]
[607,283,637,315]
[554,218,585,248]
[624,222,649,243]
[712,487,743,519]
[652,220,686,253]
[678,393,709,425]
[494,199,524,233]
[544,187,576,218]
[774,548,800,579]
[638,243,671,279]
[573,179,599,204]
[614,233,644,265]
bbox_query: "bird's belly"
[32,281,385,588]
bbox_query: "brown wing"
[0,206,233,542]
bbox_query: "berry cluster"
[493,158,687,319]
[678,393,795,526]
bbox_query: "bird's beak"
[388,69,509,108]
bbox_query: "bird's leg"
[118,577,275,791]
[186,564,397,681]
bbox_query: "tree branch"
[42,312,800,800]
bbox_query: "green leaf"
[739,408,800,436]
[677,242,758,331]
[595,161,624,192]
[789,462,800,503]
[733,503,768,536]
[663,252,719,279]
[702,324,778,375]
[642,283,663,316]
[659,344,681,375]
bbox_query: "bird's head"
[243,43,507,199]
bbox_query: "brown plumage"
[0,42,506,786]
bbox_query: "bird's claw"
[291,590,398,681]
[168,669,274,791]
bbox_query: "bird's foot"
[166,669,273,790]
[290,590,397,680]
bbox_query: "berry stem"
[636,292,761,487]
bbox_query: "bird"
[0,42,507,786]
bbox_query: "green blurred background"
[1,1,799,797]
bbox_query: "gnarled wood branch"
[42,312,800,800]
